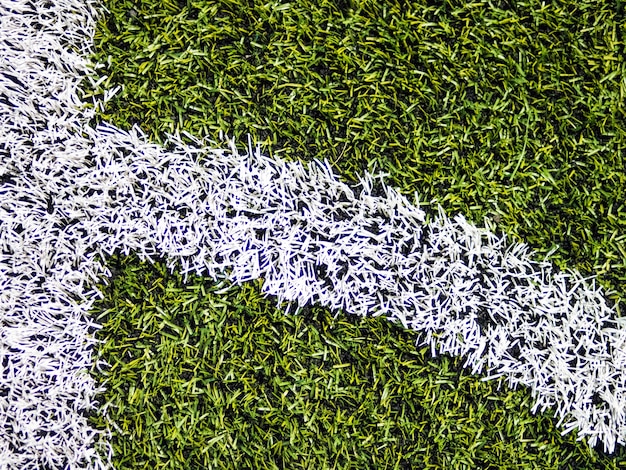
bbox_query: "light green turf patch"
[86,0,626,467]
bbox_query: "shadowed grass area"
[86,0,626,467]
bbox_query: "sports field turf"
[84,0,626,468]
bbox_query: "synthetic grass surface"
[85,0,626,468]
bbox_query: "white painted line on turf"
[1,0,626,468]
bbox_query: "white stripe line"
[1,0,625,468]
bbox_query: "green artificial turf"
[90,254,622,469]
[85,0,626,468]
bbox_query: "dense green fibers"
[86,0,626,468]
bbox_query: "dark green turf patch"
[87,0,626,312]
[90,254,626,469]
